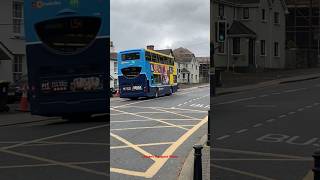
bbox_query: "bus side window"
[146,52,151,61]
[151,53,157,63]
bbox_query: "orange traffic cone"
[18,89,29,112]
[115,89,120,97]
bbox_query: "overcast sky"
[111,0,209,57]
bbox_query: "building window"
[274,42,279,57]
[274,12,280,24]
[243,8,249,19]
[219,4,224,17]
[233,38,240,54]
[262,9,265,20]
[186,64,188,68]
[218,42,225,54]
[13,55,23,82]
[192,64,193,69]
[183,73,185,79]
[12,1,24,34]
[114,61,117,74]
[191,74,193,79]
[114,79,118,89]
[260,40,266,55]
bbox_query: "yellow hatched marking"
[111,108,189,131]
[110,133,154,159]
[111,142,174,150]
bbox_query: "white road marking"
[266,119,276,123]
[214,97,257,106]
[259,94,269,98]
[272,92,281,95]
[214,148,311,159]
[111,125,193,131]
[213,158,312,161]
[177,104,182,106]
[279,115,287,118]
[212,164,276,180]
[1,124,108,150]
[0,161,108,169]
[284,88,307,93]
[0,149,107,176]
[216,135,231,140]
[298,108,304,111]
[236,129,249,134]
[253,123,263,128]
[306,105,312,108]
[314,102,320,106]
[246,105,276,108]
[111,142,175,150]
[288,112,296,115]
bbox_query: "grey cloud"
[111,0,209,56]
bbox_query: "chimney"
[147,45,155,50]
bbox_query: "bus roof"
[119,49,174,59]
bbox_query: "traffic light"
[217,21,226,42]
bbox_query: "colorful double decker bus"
[24,0,109,119]
[118,49,178,99]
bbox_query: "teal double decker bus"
[118,49,178,99]
[24,0,109,119]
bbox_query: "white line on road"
[279,115,287,118]
[214,97,257,106]
[306,105,312,108]
[236,129,249,134]
[298,108,304,111]
[111,142,175,150]
[259,94,269,98]
[212,164,277,180]
[216,135,231,140]
[272,92,281,95]
[266,119,276,123]
[111,125,194,131]
[1,124,109,150]
[283,88,307,93]
[253,123,263,128]
[288,112,296,115]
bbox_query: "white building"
[173,47,200,84]
[0,0,26,83]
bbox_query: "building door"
[248,39,255,66]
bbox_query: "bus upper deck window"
[35,16,101,54]
[121,53,140,61]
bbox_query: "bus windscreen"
[35,17,101,54]
[121,53,140,61]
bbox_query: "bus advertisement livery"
[24,0,109,118]
[118,49,178,99]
